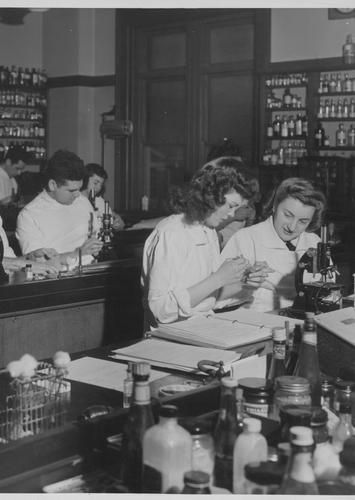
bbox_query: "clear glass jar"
[274,376,311,420]
[182,420,215,478]
[239,378,273,419]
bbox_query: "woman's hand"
[243,260,274,288]
[214,256,250,288]
[29,260,61,277]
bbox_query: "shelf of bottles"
[314,70,355,153]
[0,65,47,162]
[262,73,309,167]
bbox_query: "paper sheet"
[66,356,169,392]
[111,338,242,372]
[315,307,355,346]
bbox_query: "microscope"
[96,201,116,262]
[287,226,343,318]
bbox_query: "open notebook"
[152,309,301,349]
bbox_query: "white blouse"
[221,216,320,312]
[141,213,222,329]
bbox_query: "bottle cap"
[244,417,261,433]
[275,375,310,393]
[132,362,150,381]
[183,470,210,487]
[272,327,286,341]
[289,426,314,446]
[239,377,273,395]
[221,376,238,388]
[334,379,355,391]
[159,404,178,418]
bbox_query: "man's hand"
[80,237,104,256]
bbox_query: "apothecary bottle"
[343,34,355,65]
[333,380,355,414]
[213,377,239,492]
[267,327,286,386]
[183,419,215,478]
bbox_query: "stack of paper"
[111,338,242,373]
[152,310,301,349]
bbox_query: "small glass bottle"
[143,405,192,494]
[332,403,354,453]
[314,122,325,148]
[294,313,321,406]
[336,123,347,147]
[321,376,335,410]
[278,426,318,494]
[233,417,268,494]
[182,471,211,494]
[183,420,215,478]
[311,407,341,481]
[348,125,355,148]
[343,34,355,65]
[285,325,302,375]
[267,327,286,385]
[213,377,240,492]
[120,362,155,493]
[334,380,355,414]
[123,361,134,409]
[25,263,33,281]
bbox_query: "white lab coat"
[221,216,320,312]
[141,213,221,329]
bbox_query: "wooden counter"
[0,259,143,368]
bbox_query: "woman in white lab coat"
[221,177,326,312]
[141,158,271,330]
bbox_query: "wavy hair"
[169,157,258,223]
[265,177,326,232]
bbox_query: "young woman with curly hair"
[141,157,271,329]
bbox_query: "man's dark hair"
[4,145,29,164]
[81,163,108,191]
[43,150,85,187]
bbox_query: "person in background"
[0,215,58,275]
[81,163,125,231]
[141,157,272,330]
[16,150,103,268]
[206,138,260,248]
[0,145,27,205]
[221,177,326,312]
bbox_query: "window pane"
[151,32,186,69]
[210,24,254,64]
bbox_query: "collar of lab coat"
[261,216,300,250]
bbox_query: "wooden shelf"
[316,146,355,151]
[265,135,307,140]
[266,107,306,112]
[316,117,355,121]
[317,92,355,97]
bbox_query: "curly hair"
[169,157,258,223]
[266,177,326,232]
[81,163,108,192]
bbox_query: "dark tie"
[285,241,296,251]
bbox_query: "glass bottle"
[182,419,215,478]
[329,73,337,93]
[321,376,335,410]
[311,407,341,481]
[281,117,288,138]
[283,87,292,108]
[343,98,349,118]
[123,361,134,409]
[287,115,295,137]
[332,403,354,453]
[344,73,352,92]
[336,98,343,118]
[278,426,318,494]
[285,324,302,375]
[336,123,347,147]
[330,99,336,118]
[142,404,192,493]
[338,437,355,489]
[294,312,322,406]
[324,99,330,118]
[314,122,325,148]
[182,471,211,494]
[301,115,308,136]
[350,98,355,118]
[336,73,342,92]
[273,115,281,137]
[120,362,155,492]
[343,34,355,65]
[233,417,268,494]
[348,125,355,148]
[267,326,286,385]
[213,377,240,492]
[295,114,302,136]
